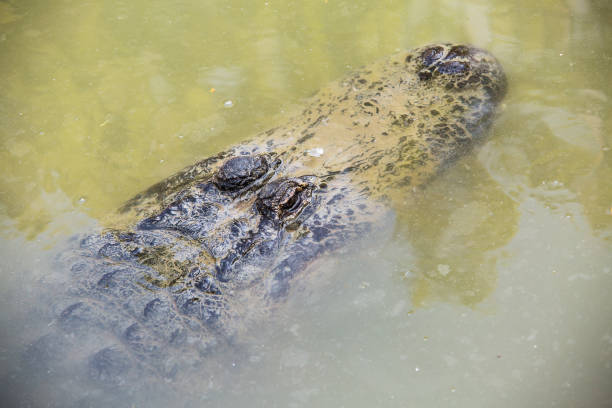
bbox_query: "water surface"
[1,0,611,407]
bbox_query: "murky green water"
[1,0,611,407]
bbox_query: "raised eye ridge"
[214,154,272,192]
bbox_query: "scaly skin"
[21,43,506,404]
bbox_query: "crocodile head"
[82,43,507,330]
[39,44,507,396]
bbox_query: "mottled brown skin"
[20,44,506,404]
[121,43,505,218]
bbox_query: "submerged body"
[18,44,506,405]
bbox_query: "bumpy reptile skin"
[21,43,506,405]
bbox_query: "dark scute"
[174,289,221,325]
[190,269,222,294]
[71,262,87,273]
[437,61,469,75]
[214,154,268,191]
[142,298,187,345]
[98,242,129,261]
[97,270,119,289]
[143,298,163,318]
[124,323,144,345]
[88,347,131,386]
[59,302,100,332]
[124,323,161,354]
[420,46,444,66]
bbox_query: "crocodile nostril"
[214,154,269,192]
[420,46,445,67]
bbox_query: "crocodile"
[16,43,506,405]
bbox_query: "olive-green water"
[1,0,611,407]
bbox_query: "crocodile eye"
[256,178,314,222]
[214,154,269,192]
[281,189,302,212]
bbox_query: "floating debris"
[306,147,324,157]
[437,264,451,276]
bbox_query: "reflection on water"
[397,159,519,307]
[0,0,611,407]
